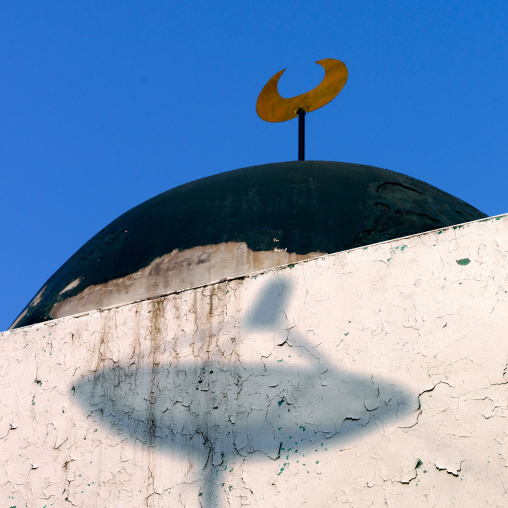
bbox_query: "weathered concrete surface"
[1,214,507,507]
[46,243,323,324]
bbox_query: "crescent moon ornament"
[256,58,348,123]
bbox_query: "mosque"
[2,61,508,507]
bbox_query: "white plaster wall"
[1,214,508,508]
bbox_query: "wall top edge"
[3,212,507,335]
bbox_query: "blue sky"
[1,1,507,330]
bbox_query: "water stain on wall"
[74,279,415,506]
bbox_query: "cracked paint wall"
[1,214,507,507]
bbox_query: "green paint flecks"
[456,258,470,266]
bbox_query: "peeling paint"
[0,214,507,506]
[49,242,322,322]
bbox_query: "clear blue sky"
[2,1,507,331]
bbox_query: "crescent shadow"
[73,278,416,506]
[256,58,348,122]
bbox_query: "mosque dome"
[11,161,486,329]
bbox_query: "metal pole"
[298,108,305,161]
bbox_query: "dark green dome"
[11,161,486,329]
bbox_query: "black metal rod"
[298,108,305,161]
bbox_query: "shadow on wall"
[74,278,416,507]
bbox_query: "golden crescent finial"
[256,59,348,123]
